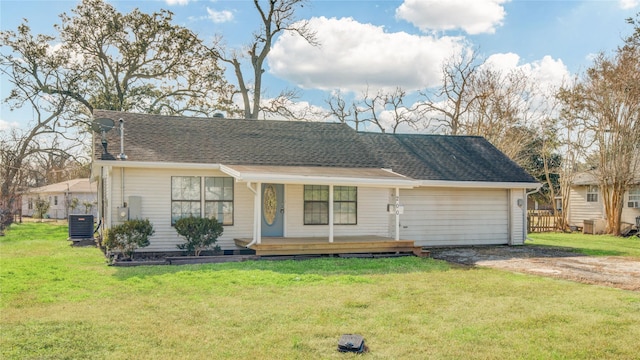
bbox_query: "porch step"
[234,237,430,257]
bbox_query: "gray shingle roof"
[358,132,537,183]
[93,110,537,183]
[94,110,380,168]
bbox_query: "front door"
[261,184,284,237]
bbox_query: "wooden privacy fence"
[527,210,557,233]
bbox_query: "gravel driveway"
[430,246,640,291]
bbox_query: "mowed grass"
[1,224,640,359]
[528,232,640,257]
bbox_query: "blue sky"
[1,0,638,130]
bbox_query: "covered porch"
[234,235,429,257]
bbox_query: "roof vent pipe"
[118,118,127,160]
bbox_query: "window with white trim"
[586,185,598,202]
[204,177,234,225]
[629,187,640,204]
[303,185,357,225]
[333,186,357,225]
[304,185,329,225]
[171,176,234,225]
[171,176,201,224]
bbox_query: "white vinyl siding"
[109,168,254,252]
[105,166,530,251]
[510,188,525,245]
[22,192,97,219]
[567,185,605,228]
[399,187,509,247]
[623,187,640,225]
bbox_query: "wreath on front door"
[263,185,277,225]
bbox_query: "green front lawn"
[528,232,640,257]
[1,223,639,359]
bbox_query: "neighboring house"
[566,172,640,233]
[22,179,98,219]
[91,110,539,255]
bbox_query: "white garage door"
[400,187,509,247]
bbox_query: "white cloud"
[165,0,191,5]
[483,52,520,70]
[207,8,233,23]
[396,0,508,35]
[619,0,639,9]
[0,119,20,131]
[47,43,84,65]
[528,56,570,88]
[484,53,569,88]
[268,16,466,94]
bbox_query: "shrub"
[0,208,13,235]
[33,197,50,219]
[103,219,154,260]
[174,216,223,256]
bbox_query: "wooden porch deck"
[234,236,429,257]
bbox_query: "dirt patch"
[430,246,640,291]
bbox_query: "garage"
[400,187,509,247]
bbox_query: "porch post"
[256,182,262,244]
[329,184,334,243]
[395,187,400,241]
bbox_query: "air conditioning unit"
[628,201,640,208]
[68,214,94,240]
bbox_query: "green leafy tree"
[104,219,154,260]
[558,15,640,234]
[1,0,232,209]
[174,216,223,256]
[52,0,233,116]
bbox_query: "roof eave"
[92,160,222,171]
[417,180,541,189]
[220,165,417,188]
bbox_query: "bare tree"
[208,0,316,119]
[464,66,545,164]
[0,20,86,210]
[325,90,364,130]
[0,83,81,211]
[326,87,424,133]
[258,88,325,121]
[419,51,484,135]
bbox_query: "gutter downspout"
[121,167,125,208]
[395,187,400,241]
[245,182,259,248]
[329,184,334,243]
